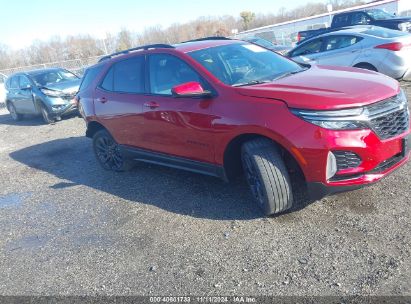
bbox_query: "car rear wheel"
[241,138,293,215]
[40,104,55,124]
[93,129,133,172]
[7,102,23,121]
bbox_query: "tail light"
[297,33,301,42]
[375,42,404,51]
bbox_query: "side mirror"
[171,82,212,98]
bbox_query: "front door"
[14,75,36,114]
[140,53,216,163]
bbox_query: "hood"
[42,79,81,94]
[236,65,399,110]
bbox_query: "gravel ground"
[0,83,410,297]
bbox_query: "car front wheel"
[40,104,55,124]
[93,129,133,172]
[241,138,293,215]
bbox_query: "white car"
[288,26,411,81]
[0,73,7,109]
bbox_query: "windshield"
[247,37,275,49]
[32,69,79,87]
[188,43,305,86]
[366,9,395,20]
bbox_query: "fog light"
[326,151,337,180]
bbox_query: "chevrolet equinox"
[77,38,410,215]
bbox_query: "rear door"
[317,35,364,66]
[94,55,146,147]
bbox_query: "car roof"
[317,26,374,37]
[97,39,244,65]
[174,39,243,53]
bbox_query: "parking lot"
[0,82,410,296]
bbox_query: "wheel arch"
[86,120,108,138]
[353,62,378,72]
[222,132,306,182]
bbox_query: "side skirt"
[119,145,228,181]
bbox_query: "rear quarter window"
[79,65,103,92]
[9,76,19,89]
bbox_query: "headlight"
[51,104,66,111]
[398,22,410,32]
[291,107,368,130]
[41,88,64,97]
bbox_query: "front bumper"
[47,100,78,117]
[307,148,410,200]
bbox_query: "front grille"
[333,151,362,171]
[370,109,409,140]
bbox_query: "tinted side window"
[292,39,323,56]
[113,56,145,93]
[19,76,31,88]
[324,36,362,51]
[79,65,103,92]
[101,67,114,91]
[149,54,202,95]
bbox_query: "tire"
[40,104,55,124]
[354,63,377,72]
[7,102,23,121]
[241,138,293,215]
[93,129,134,172]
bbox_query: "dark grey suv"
[5,68,80,123]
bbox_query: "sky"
[0,0,327,49]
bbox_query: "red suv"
[77,38,410,215]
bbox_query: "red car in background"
[77,38,410,216]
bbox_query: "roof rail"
[98,44,175,62]
[181,36,232,43]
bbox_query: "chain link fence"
[0,55,104,77]
[0,56,104,112]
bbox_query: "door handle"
[144,101,160,109]
[97,97,107,103]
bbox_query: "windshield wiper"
[232,80,271,87]
[272,68,308,81]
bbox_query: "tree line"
[0,0,365,71]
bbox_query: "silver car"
[288,26,411,81]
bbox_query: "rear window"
[79,65,103,92]
[364,28,409,38]
[333,14,350,27]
